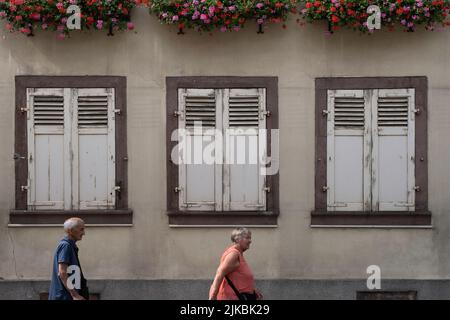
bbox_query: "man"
[49,217,89,300]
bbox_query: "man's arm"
[58,263,85,300]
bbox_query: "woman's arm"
[209,251,240,300]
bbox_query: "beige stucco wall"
[1,8,449,281]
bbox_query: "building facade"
[0,7,450,299]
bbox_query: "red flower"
[331,15,340,23]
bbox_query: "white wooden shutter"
[327,90,371,211]
[27,88,68,210]
[72,88,116,209]
[372,89,415,211]
[223,89,266,211]
[178,89,222,211]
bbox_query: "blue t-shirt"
[48,236,80,300]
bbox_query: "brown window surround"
[10,76,132,225]
[312,76,431,227]
[166,77,279,226]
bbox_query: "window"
[11,76,131,225]
[312,77,431,227]
[178,88,267,212]
[166,77,279,226]
[27,88,116,210]
[327,89,415,212]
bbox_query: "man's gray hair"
[231,227,251,243]
[63,217,84,232]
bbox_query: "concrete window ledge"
[9,210,133,227]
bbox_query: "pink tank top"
[217,246,255,300]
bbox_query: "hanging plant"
[148,0,298,33]
[0,0,139,38]
[299,0,450,33]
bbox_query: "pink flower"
[127,22,134,30]
[256,3,264,9]
[172,15,179,21]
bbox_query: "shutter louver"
[74,89,115,210]
[28,89,67,210]
[377,96,409,128]
[229,95,260,127]
[225,89,266,211]
[178,89,221,211]
[327,90,370,212]
[334,96,365,129]
[33,96,64,126]
[372,89,415,211]
[78,96,109,127]
[185,96,216,128]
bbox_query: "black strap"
[225,276,243,300]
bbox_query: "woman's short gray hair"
[231,227,251,243]
[63,217,84,232]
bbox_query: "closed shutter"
[372,89,415,211]
[72,88,116,209]
[27,88,68,210]
[327,90,371,211]
[178,89,222,211]
[223,89,266,211]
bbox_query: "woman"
[209,227,262,300]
